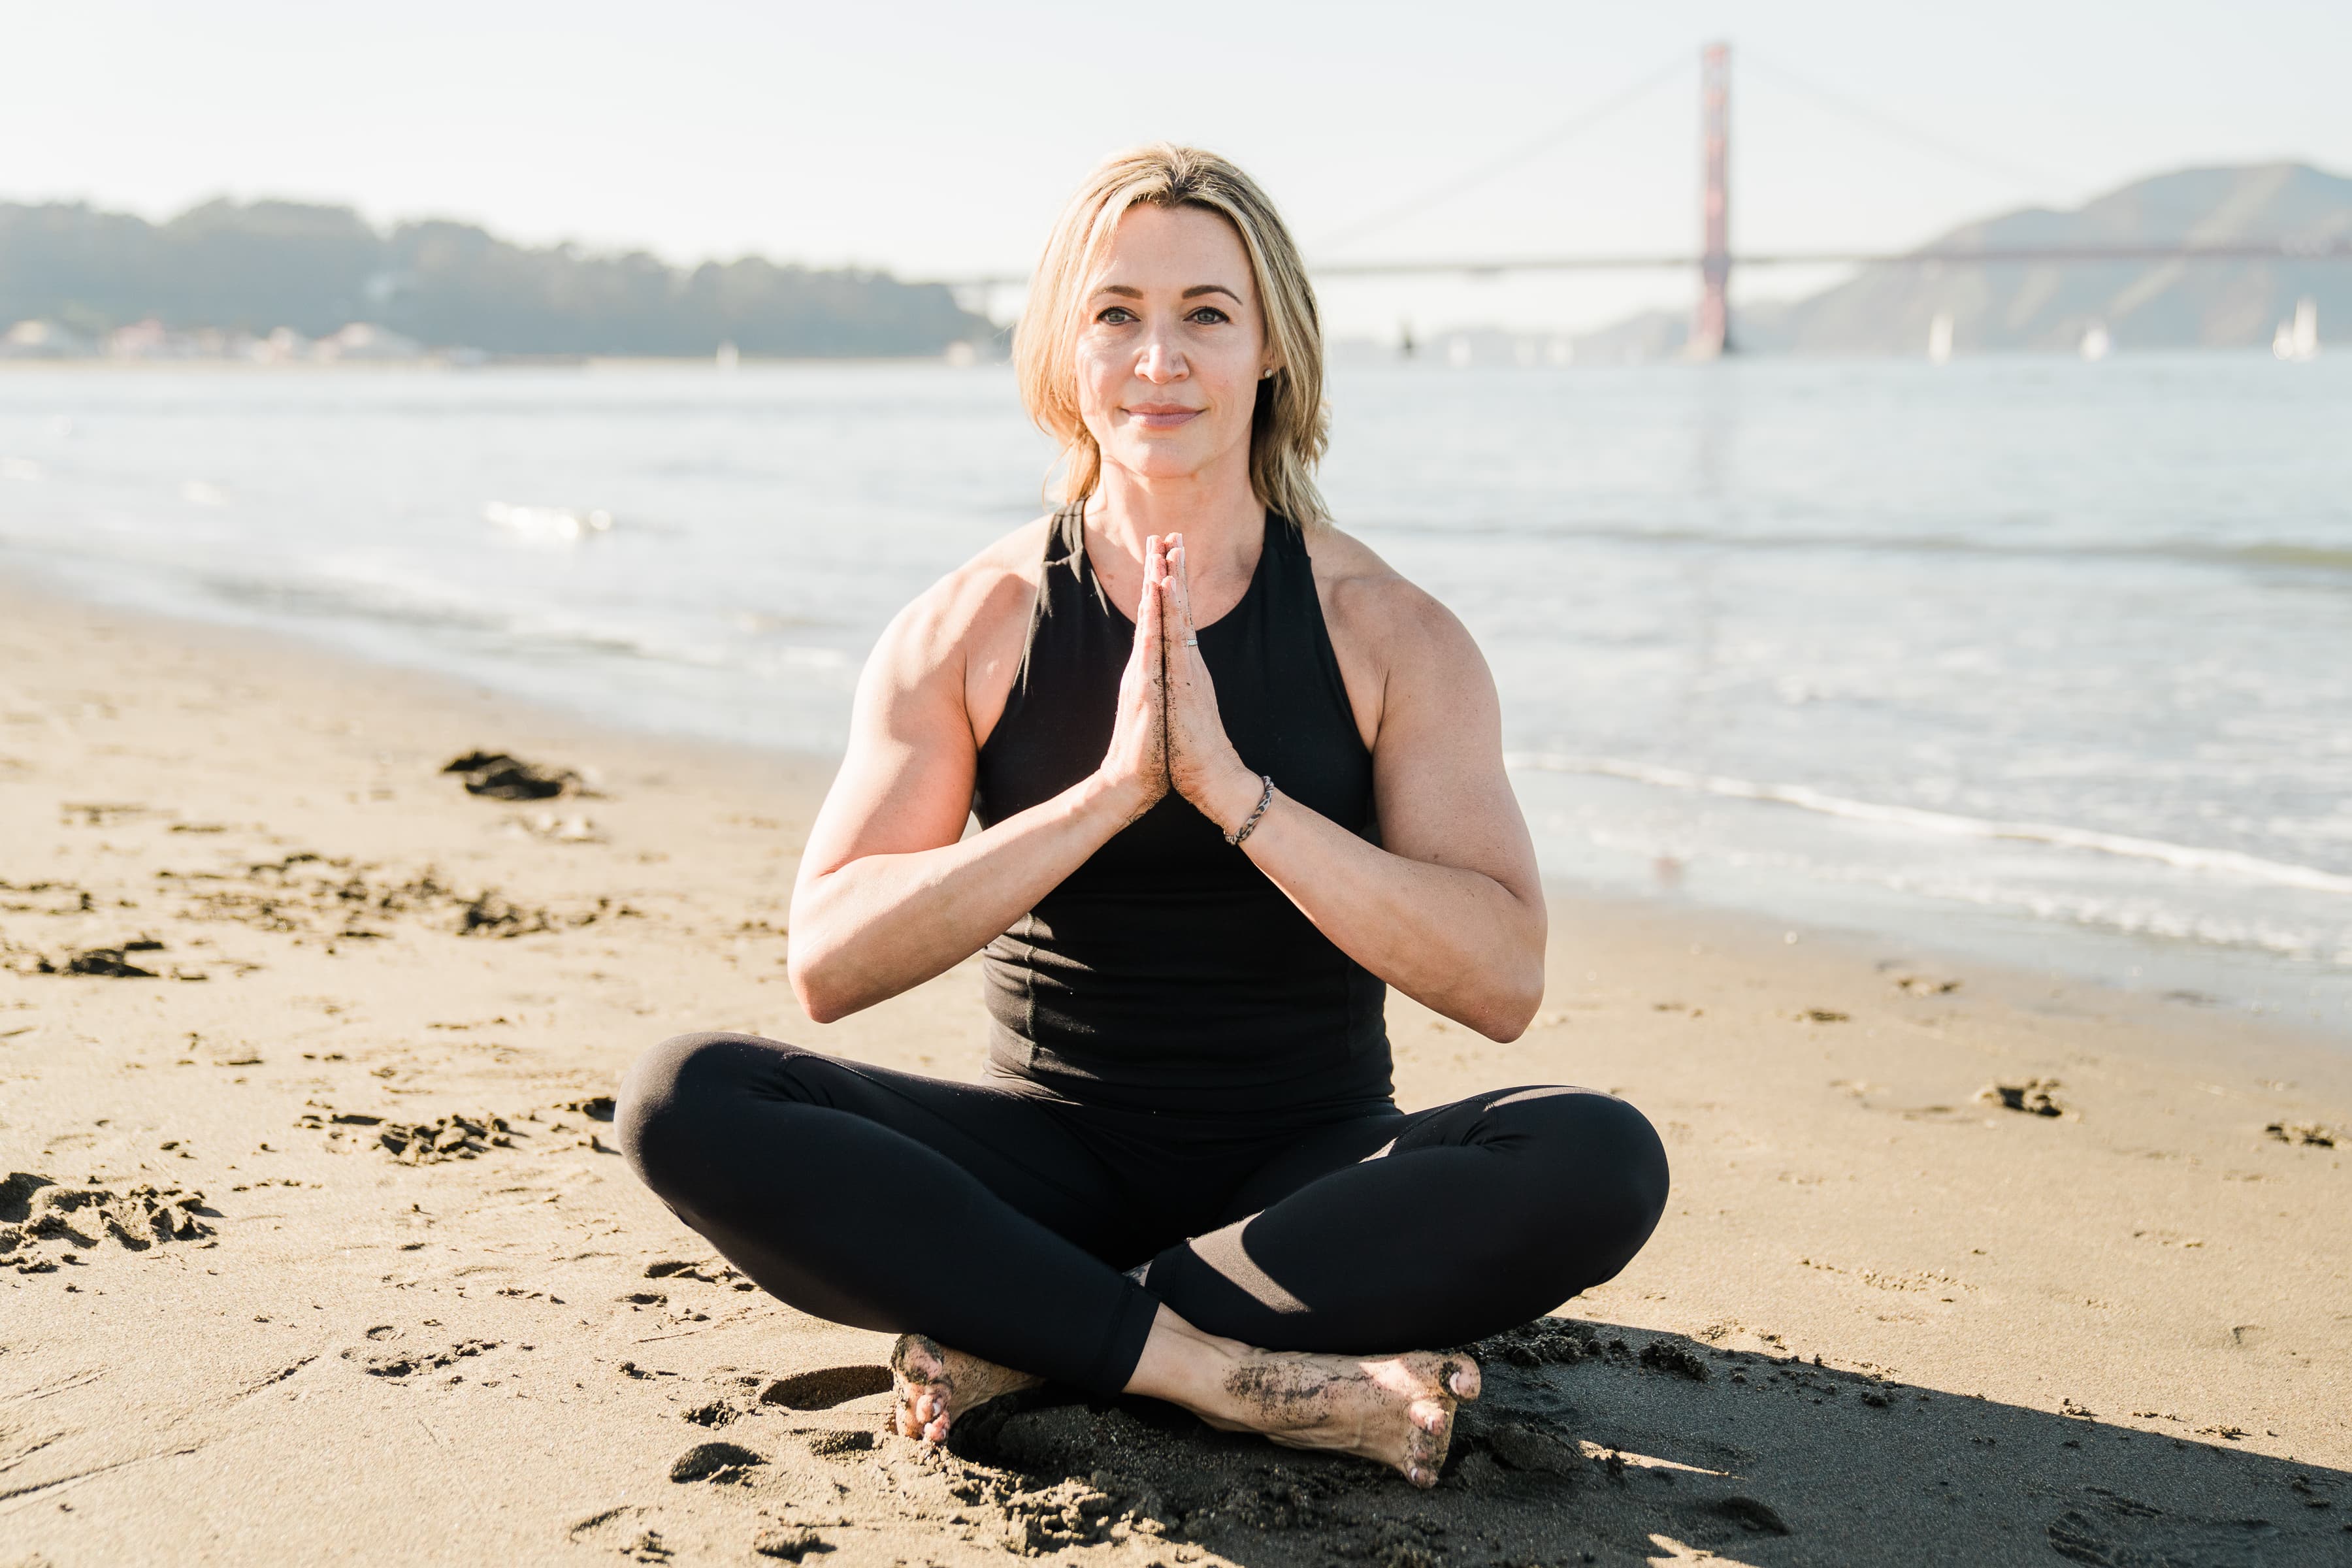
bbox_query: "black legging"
[617,1033,1669,1396]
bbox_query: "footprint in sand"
[2046,1487,2283,1563]
[751,1524,830,1561]
[1714,1495,1792,1535]
[1,1171,216,1273]
[1478,1420,1583,1478]
[799,1430,878,1461]
[341,1335,500,1379]
[568,1507,673,1563]
[760,1365,892,1411]
[670,1441,766,1483]
[1980,1079,2073,1119]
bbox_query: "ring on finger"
[1181,636,1199,647]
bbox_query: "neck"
[1085,457,1265,583]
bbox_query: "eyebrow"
[1091,284,1245,303]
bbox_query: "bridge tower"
[1691,41,1733,358]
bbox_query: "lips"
[1124,404,1203,429]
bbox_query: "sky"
[7,0,2347,338]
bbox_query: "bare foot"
[889,1332,1044,1444]
[1204,1348,1479,1488]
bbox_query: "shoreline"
[7,549,2340,1041]
[5,579,2349,1563]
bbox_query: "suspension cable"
[1315,49,1693,254]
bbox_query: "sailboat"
[2079,321,2112,361]
[2272,298,2319,362]
[1927,312,1953,365]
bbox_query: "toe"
[1441,1355,1480,1401]
[1407,1405,1456,1479]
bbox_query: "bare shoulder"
[848,515,1053,755]
[884,515,1049,661]
[1303,524,1489,743]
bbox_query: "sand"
[3,583,2347,1567]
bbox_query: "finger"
[1139,547,1165,662]
[1168,544,1198,642]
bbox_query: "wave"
[484,501,613,543]
[1862,871,2351,964]
[1360,517,2352,578]
[200,559,852,676]
[1576,823,2351,964]
[1508,752,2352,896]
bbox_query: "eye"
[1186,306,1231,325]
[1096,305,1137,325]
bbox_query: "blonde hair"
[1014,144,1331,530]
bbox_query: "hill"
[0,199,992,359]
[1575,161,2351,359]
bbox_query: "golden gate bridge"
[934,42,2352,357]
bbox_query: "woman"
[618,145,1668,1488]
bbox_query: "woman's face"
[1073,202,1269,490]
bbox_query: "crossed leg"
[617,1033,1669,1486]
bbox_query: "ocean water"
[3,357,2347,1031]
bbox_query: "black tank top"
[972,506,1393,1116]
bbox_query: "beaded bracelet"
[1225,775,1276,846]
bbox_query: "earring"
[1260,367,1275,380]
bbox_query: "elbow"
[1475,990,1541,1044]
[784,889,864,1024]
[1472,951,1546,1043]
[787,945,860,1026]
[796,990,851,1027]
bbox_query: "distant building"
[252,327,314,363]
[314,323,424,362]
[1,319,94,359]
[107,318,186,359]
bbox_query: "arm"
[787,543,1171,1022]
[1158,537,1546,1041]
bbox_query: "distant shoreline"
[0,353,1004,372]
[0,344,2306,372]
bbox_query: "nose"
[1135,322,1186,384]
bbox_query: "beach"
[3,582,2348,1567]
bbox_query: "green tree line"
[0,198,992,357]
